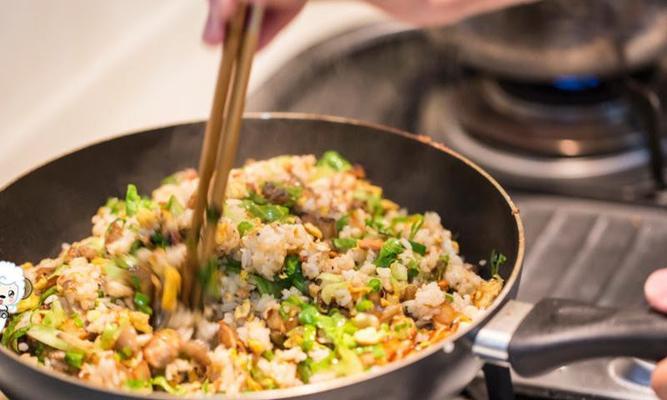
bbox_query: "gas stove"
[249,23,667,400]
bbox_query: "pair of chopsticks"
[179,4,265,311]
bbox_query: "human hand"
[645,268,667,399]
[364,0,538,26]
[203,0,306,49]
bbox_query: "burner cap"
[452,77,645,157]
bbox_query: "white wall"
[0,1,384,186]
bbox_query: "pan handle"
[473,298,667,377]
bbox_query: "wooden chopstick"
[183,4,265,310]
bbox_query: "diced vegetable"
[408,214,424,240]
[333,238,357,251]
[237,221,254,237]
[100,323,120,350]
[166,195,184,215]
[27,326,73,352]
[489,250,507,277]
[297,360,313,384]
[355,299,374,312]
[283,255,308,295]
[125,184,141,216]
[375,238,404,268]
[243,200,290,223]
[316,151,351,172]
[38,286,58,305]
[302,325,316,351]
[150,231,169,248]
[298,304,319,325]
[126,379,152,392]
[152,376,185,395]
[42,300,65,329]
[250,274,282,298]
[161,174,178,185]
[114,254,138,270]
[367,278,382,293]
[65,350,85,369]
[409,240,426,256]
[335,215,349,234]
[133,292,153,315]
[222,257,242,274]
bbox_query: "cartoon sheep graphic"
[0,261,32,332]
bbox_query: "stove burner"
[552,75,601,92]
[452,75,645,157]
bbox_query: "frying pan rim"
[0,112,525,399]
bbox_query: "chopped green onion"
[489,250,507,277]
[367,278,382,293]
[133,292,152,315]
[243,200,290,223]
[166,195,184,215]
[222,257,242,274]
[302,325,316,351]
[408,214,424,240]
[250,274,282,298]
[316,151,351,172]
[297,360,313,384]
[150,231,169,248]
[333,237,357,251]
[152,376,185,395]
[65,350,85,369]
[100,324,120,350]
[355,298,374,312]
[237,221,254,237]
[298,304,320,326]
[409,240,426,256]
[38,286,58,305]
[336,214,349,233]
[161,174,178,185]
[375,238,404,268]
[126,379,151,391]
[125,184,141,216]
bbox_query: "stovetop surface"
[249,23,667,207]
[248,23,667,400]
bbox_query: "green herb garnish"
[489,249,507,277]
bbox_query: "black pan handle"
[509,298,667,377]
[473,298,667,377]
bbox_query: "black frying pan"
[0,114,665,400]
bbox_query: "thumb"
[645,268,667,312]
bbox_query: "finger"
[245,0,304,9]
[653,358,667,399]
[203,0,225,45]
[645,268,667,313]
[257,2,305,49]
[203,0,239,45]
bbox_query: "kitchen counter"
[0,0,386,187]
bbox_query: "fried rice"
[1,151,504,395]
